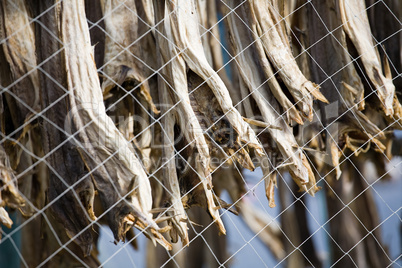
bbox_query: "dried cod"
[305,0,386,179]
[224,1,320,206]
[153,0,226,237]
[0,145,25,236]
[339,0,397,116]
[249,0,328,121]
[37,0,171,254]
[0,0,41,223]
[100,0,158,171]
[0,0,400,266]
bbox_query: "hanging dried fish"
[305,0,386,178]
[100,0,157,112]
[339,0,397,117]
[0,145,25,237]
[100,0,159,172]
[165,0,264,156]
[37,0,171,254]
[0,0,41,222]
[157,72,189,245]
[153,0,226,236]
[249,0,328,121]
[0,0,399,265]
[224,1,319,205]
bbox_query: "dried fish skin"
[188,70,255,171]
[250,0,327,121]
[339,0,396,116]
[165,0,264,155]
[225,3,319,200]
[153,0,225,235]
[158,71,189,245]
[36,0,171,253]
[100,0,157,113]
[0,0,40,122]
[305,0,387,180]
[0,145,25,232]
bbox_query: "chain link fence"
[0,0,401,267]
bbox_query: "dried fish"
[249,0,328,121]
[0,0,399,265]
[100,0,157,112]
[158,71,189,245]
[225,2,319,204]
[0,145,25,235]
[37,0,171,253]
[0,0,41,226]
[100,0,158,172]
[239,200,285,259]
[165,0,264,155]
[339,0,397,116]
[154,0,226,235]
[306,0,386,179]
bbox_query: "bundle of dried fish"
[152,0,265,243]
[291,1,399,266]
[0,0,41,232]
[0,0,400,266]
[100,0,158,171]
[339,0,397,117]
[298,0,395,180]
[230,0,327,123]
[36,0,171,256]
[222,0,321,207]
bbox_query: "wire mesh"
[0,0,401,267]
